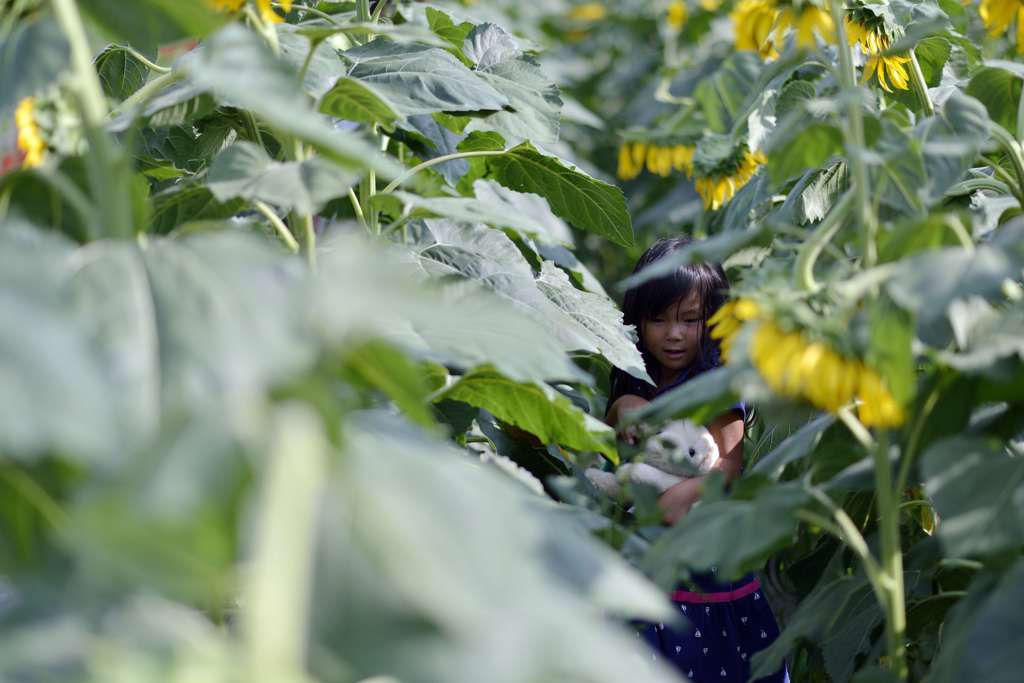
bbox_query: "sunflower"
[708,298,760,362]
[731,0,780,58]
[979,0,1024,54]
[667,1,687,31]
[567,2,607,22]
[845,16,910,92]
[616,142,694,181]
[15,97,45,168]
[259,0,293,22]
[773,2,835,48]
[693,148,766,210]
[749,320,905,426]
[208,0,245,11]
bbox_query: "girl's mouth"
[664,349,687,359]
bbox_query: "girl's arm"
[605,394,650,443]
[656,409,744,525]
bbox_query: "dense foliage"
[2,1,1024,682]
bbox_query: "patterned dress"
[636,570,788,682]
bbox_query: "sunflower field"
[2,0,1024,681]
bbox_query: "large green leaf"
[312,234,584,384]
[437,369,617,460]
[319,76,402,128]
[0,224,121,464]
[536,261,650,384]
[751,570,882,681]
[340,39,509,116]
[390,178,571,244]
[928,560,1024,683]
[0,19,69,114]
[885,237,1024,346]
[643,482,807,581]
[765,121,843,184]
[181,25,398,175]
[966,63,1022,134]
[416,219,602,351]
[95,45,149,102]
[462,24,562,144]
[940,299,1024,372]
[480,142,633,247]
[310,416,679,683]
[750,413,837,477]
[921,435,1024,558]
[207,141,360,214]
[627,366,741,426]
[78,0,225,54]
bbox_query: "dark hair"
[607,237,730,410]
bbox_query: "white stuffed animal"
[585,419,719,497]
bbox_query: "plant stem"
[990,126,1024,204]
[381,150,507,194]
[52,0,133,239]
[829,0,878,268]
[109,70,184,118]
[873,432,908,678]
[896,380,942,494]
[907,49,934,117]
[124,45,171,74]
[795,190,854,292]
[356,0,372,22]
[348,187,370,233]
[371,0,393,22]
[254,200,300,253]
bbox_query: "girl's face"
[641,289,703,387]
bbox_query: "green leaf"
[866,297,915,405]
[693,52,762,133]
[95,45,150,102]
[480,142,633,247]
[928,559,1024,683]
[436,369,617,460]
[0,18,69,113]
[750,413,837,477]
[967,64,1022,134]
[536,261,651,384]
[340,39,509,116]
[313,417,680,682]
[319,76,402,128]
[0,225,121,464]
[922,436,1024,558]
[416,219,597,355]
[313,234,584,384]
[207,141,360,214]
[389,179,570,243]
[619,226,773,289]
[627,366,740,426]
[425,7,475,50]
[461,24,562,144]
[342,341,437,429]
[78,0,225,55]
[294,20,451,47]
[750,571,881,680]
[150,183,246,234]
[940,299,1024,372]
[181,25,399,175]
[644,482,807,581]
[766,122,843,183]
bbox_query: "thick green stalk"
[51,0,133,239]
[873,432,908,678]
[829,1,877,268]
[907,49,934,117]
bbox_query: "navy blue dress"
[635,366,788,682]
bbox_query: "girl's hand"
[605,394,650,444]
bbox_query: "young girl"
[608,237,788,683]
